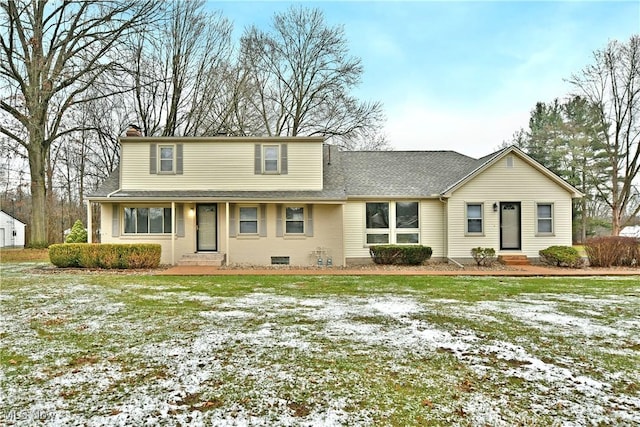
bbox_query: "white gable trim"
[441,146,584,198]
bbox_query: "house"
[87,135,582,266]
[0,210,26,248]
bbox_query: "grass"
[1,263,639,426]
[0,248,49,263]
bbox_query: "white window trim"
[263,145,280,174]
[364,201,421,246]
[395,201,420,245]
[238,205,259,236]
[465,202,484,236]
[158,144,176,174]
[535,202,554,236]
[284,205,305,235]
[123,206,173,235]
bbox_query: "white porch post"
[86,201,92,243]
[225,202,230,265]
[171,201,176,265]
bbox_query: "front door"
[500,202,521,250]
[197,204,217,251]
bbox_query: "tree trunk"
[27,136,48,246]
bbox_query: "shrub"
[584,236,640,267]
[369,245,432,265]
[539,246,583,268]
[470,247,496,266]
[49,244,161,269]
[65,219,88,243]
[48,244,82,268]
[27,241,49,249]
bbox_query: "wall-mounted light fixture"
[189,206,195,217]
[493,202,498,212]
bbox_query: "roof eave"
[441,145,584,198]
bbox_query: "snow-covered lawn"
[1,264,639,426]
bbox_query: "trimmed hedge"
[369,245,432,265]
[584,236,640,267]
[49,244,161,269]
[539,245,583,268]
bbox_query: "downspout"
[103,187,121,244]
[225,202,230,265]
[86,200,92,243]
[171,201,176,265]
[439,196,458,266]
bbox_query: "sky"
[213,0,639,158]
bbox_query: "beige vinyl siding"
[343,201,366,260]
[228,204,343,266]
[421,200,445,259]
[343,200,445,262]
[121,141,323,191]
[447,154,574,259]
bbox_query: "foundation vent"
[271,256,290,265]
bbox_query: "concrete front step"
[498,255,530,266]
[178,253,226,267]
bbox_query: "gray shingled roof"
[89,146,510,201]
[339,150,480,197]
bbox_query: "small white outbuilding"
[0,210,26,248]
[620,225,640,238]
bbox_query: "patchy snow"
[2,276,639,426]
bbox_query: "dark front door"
[500,202,521,250]
[197,204,217,251]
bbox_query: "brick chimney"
[126,124,142,137]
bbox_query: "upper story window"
[264,146,279,173]
[536,203,554,234]
[255,143,288,175]
[159,145,175,173]
[150,143,183,175]
[124,207,172,234]
[466,203,483,234]
[285,206,305,234]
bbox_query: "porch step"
[498,255,530,266]
[178,253,226,267]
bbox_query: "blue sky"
[213,1,639,157]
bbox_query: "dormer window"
[159,145,175,173]
[254,143,288,175]
[263,145,279,173]
[150,143,183,175]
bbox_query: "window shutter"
[254,144,262,174]
[305,204,314,237]
[150,144,157,174]
[111,204,120,237]
[259,204,267,237]
[176,204,185,237]
[280,144,288,174]
[229,203,237,237]
[276,204,283,237]
[176,144,183,174]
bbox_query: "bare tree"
[128,0,234,137]
[570,35,640,235]
[240,6,387,149]
[0,0,160,245]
